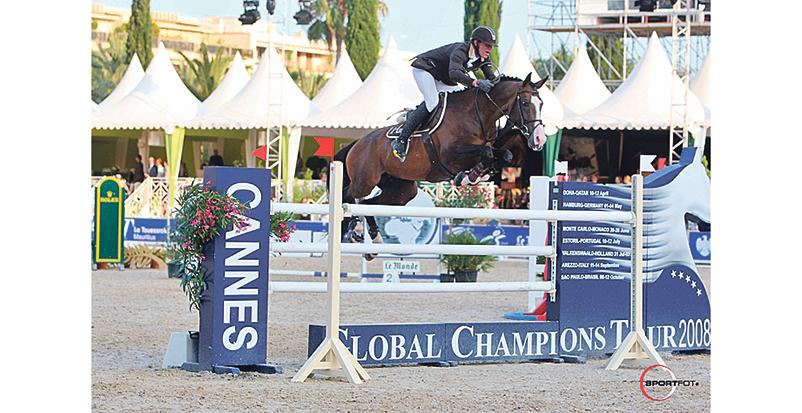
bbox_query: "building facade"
[90,2,336,74]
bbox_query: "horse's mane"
[442,74,523,98]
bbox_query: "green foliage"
[307,0,386,65]
[92,33,129,103]
[464,0,502,74]
[168,183,296,311]
[293,169,327,204]
[440,230,498,273]
[126,0,154,67]
[289,69,329,99]
[533,43,574,82]
[702,155,711,178]
[177,43,235,101]
[586,35,635,88]
[345,0,380,80]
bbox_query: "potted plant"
[440,230,498,282]
[167,181,296,311]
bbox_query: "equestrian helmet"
[470,26,498,47]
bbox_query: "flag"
[252,145,268,161]
[313,137,334,158]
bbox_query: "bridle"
[475,83,543,147]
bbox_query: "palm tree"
[307,0,387,62]
[92,33,129,103]
[289,69,329,99]
[177,44,236,101]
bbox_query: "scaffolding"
[528,1,711,164]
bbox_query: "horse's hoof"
[364,253,377,262]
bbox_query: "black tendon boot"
[392,104,430,162]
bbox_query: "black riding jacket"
[410,41,496,87]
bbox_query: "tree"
[126,0,153,68]
[289,69,329,99]
[177,44,235,101]
[586,35,635,89]
[306,0,386,63]
[345,0,380,80]
[92,33,129,103]
[464,0,503,74]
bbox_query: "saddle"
[385,92,455,182]
[385,92,448,139]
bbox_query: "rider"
[391,26,499,162]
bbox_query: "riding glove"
[476,79,493,93]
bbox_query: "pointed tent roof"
[498,34,564,133]
[558,32,706,131]
[295,37,422,138]
[200,51,250,112]
[92,43,204,130]
[690,49,711,124]
[308,46,363,116]
[96,52,145,110]
[187,46,310,129]
[553,45,612,115]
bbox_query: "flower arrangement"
[168,182,294,311]
[436,184,496,225]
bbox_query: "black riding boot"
[392,104,430,162]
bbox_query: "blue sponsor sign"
[309,322,559,366]
[547,147,711,354]
[689,231,711,262]
[196,167,273,370]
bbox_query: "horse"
[333,73,549,259]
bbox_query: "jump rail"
[288,161,653,383]
[270,281,553,293]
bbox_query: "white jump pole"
[271,281,555,294]
[606,174,664,370]
[291,161,370,384]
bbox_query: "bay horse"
[333,73,549,258]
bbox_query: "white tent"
[498,34,565,134]
[295,37,422,139]
[92,43,204,130]
[95,52,145,111]
[690,49,711,127]
[186,46,310,129]
[200,51,250,112]
[558,32,706,131]
[308,46,363,116]
[553,45,612,116]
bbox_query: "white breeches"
[412,68,464,112]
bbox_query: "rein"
[475,85,543,144]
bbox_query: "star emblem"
[691,281,696,288]
[685,275,691,283]
[696,289,702,296]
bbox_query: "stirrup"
[392,138,409,162]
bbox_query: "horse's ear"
[523,72,532,86]
[534,75,549,90]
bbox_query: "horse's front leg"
[449,145,501,186]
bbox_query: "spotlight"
[239,1,261,25]
[293,1,317,25]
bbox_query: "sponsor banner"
[309,322,559,366]
[198,167,272,369]
[688,231,711,262]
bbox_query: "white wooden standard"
[291,162,370,384]
[605,174,665,370]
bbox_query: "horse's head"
[507,73,549,151]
